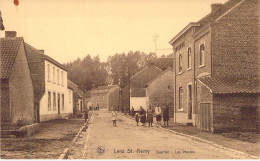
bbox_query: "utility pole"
[153,34,159,55]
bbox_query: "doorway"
[58,94,60,115]
[188,84,192,120]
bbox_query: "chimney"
[38,50,44,54]
[211,3,222,12]
[5,31,17,37]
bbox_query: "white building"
[25,43,73,122]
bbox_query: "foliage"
[64,55,108,91]
[107,51,157,88]
[64,51,157,90]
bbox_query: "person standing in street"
[140,106,146,126]
[130,106,135,118]
[111,109,117,127]
[147,106,153,127]
[163,105,170,126]
[135,113,140,126]
[84,108,89,122]
[155,104,162,125]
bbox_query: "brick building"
[121,58,174,112]
[169,0,260,132]
[1,32,35,125]
[145,67,174,117]
[91,85,120,111]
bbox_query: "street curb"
[122,114,259,159]
[58,117,90,159]
[157,126,259,159]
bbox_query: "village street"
[68,110,251,159]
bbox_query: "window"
[53,67,55,83]
[62,94,64,110]
[179,54,183,73]
[47,64,50,81]
[168,85,171,90]
[57,69,59,85]
[179,87,183,110]
[69,91,71,103]
[188,47,192,69]
[61,71,64,86]
[48,92,51,111]
[53,92,56,110]
[200,44,205,66]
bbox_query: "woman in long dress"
[163,105,169,126]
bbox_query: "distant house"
[0,32,34,125]
[25,38,72,122]
[91,85,120,111]
[129,64,162,111]
[145,67,174,117]
[85,91,91,110]
[121,58,174,112]
[169,0,260,132]
[67,80,85,116]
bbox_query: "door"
[200,103,211,131]
[34,103,40,123]
[188,85,192,120]
[240,106,257,130]
[58,94,60,115]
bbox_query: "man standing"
[155,104,162,125]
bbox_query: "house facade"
[145,67,174,117]
[25,42,73,122]
[91,85,120,111]
[1,32,35,125]
[169,0,260,132]
[129,64,162,111]
[67,80,85,115]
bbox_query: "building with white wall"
[25,43,73,122]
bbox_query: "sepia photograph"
[0,0,259,159]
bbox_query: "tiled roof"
[130,65,162,88]
[148,57,173,71]
[25,43,68,71]
[198,76,260,94]
[0,37,23,79]
[68,80,85,97]
[25,43,45,102]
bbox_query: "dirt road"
[68,110,252,159]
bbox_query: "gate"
[200,103,211,131]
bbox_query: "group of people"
[89,105,99,111]
[132,105,169,127]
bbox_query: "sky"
[0,0,227,63]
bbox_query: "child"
[135,113,139,126]
[111,109,117,127]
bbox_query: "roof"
[68,80,85,97]
[91,85,118,94]
[169,22,200,44]
[0,37,23,79]
[25,42,46,102]
[169,0,244,45]
[145,67,173,87]
[198,76,260,94]
[25,43,67,71]
[130,65,162,88]
[148,57,173,71]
